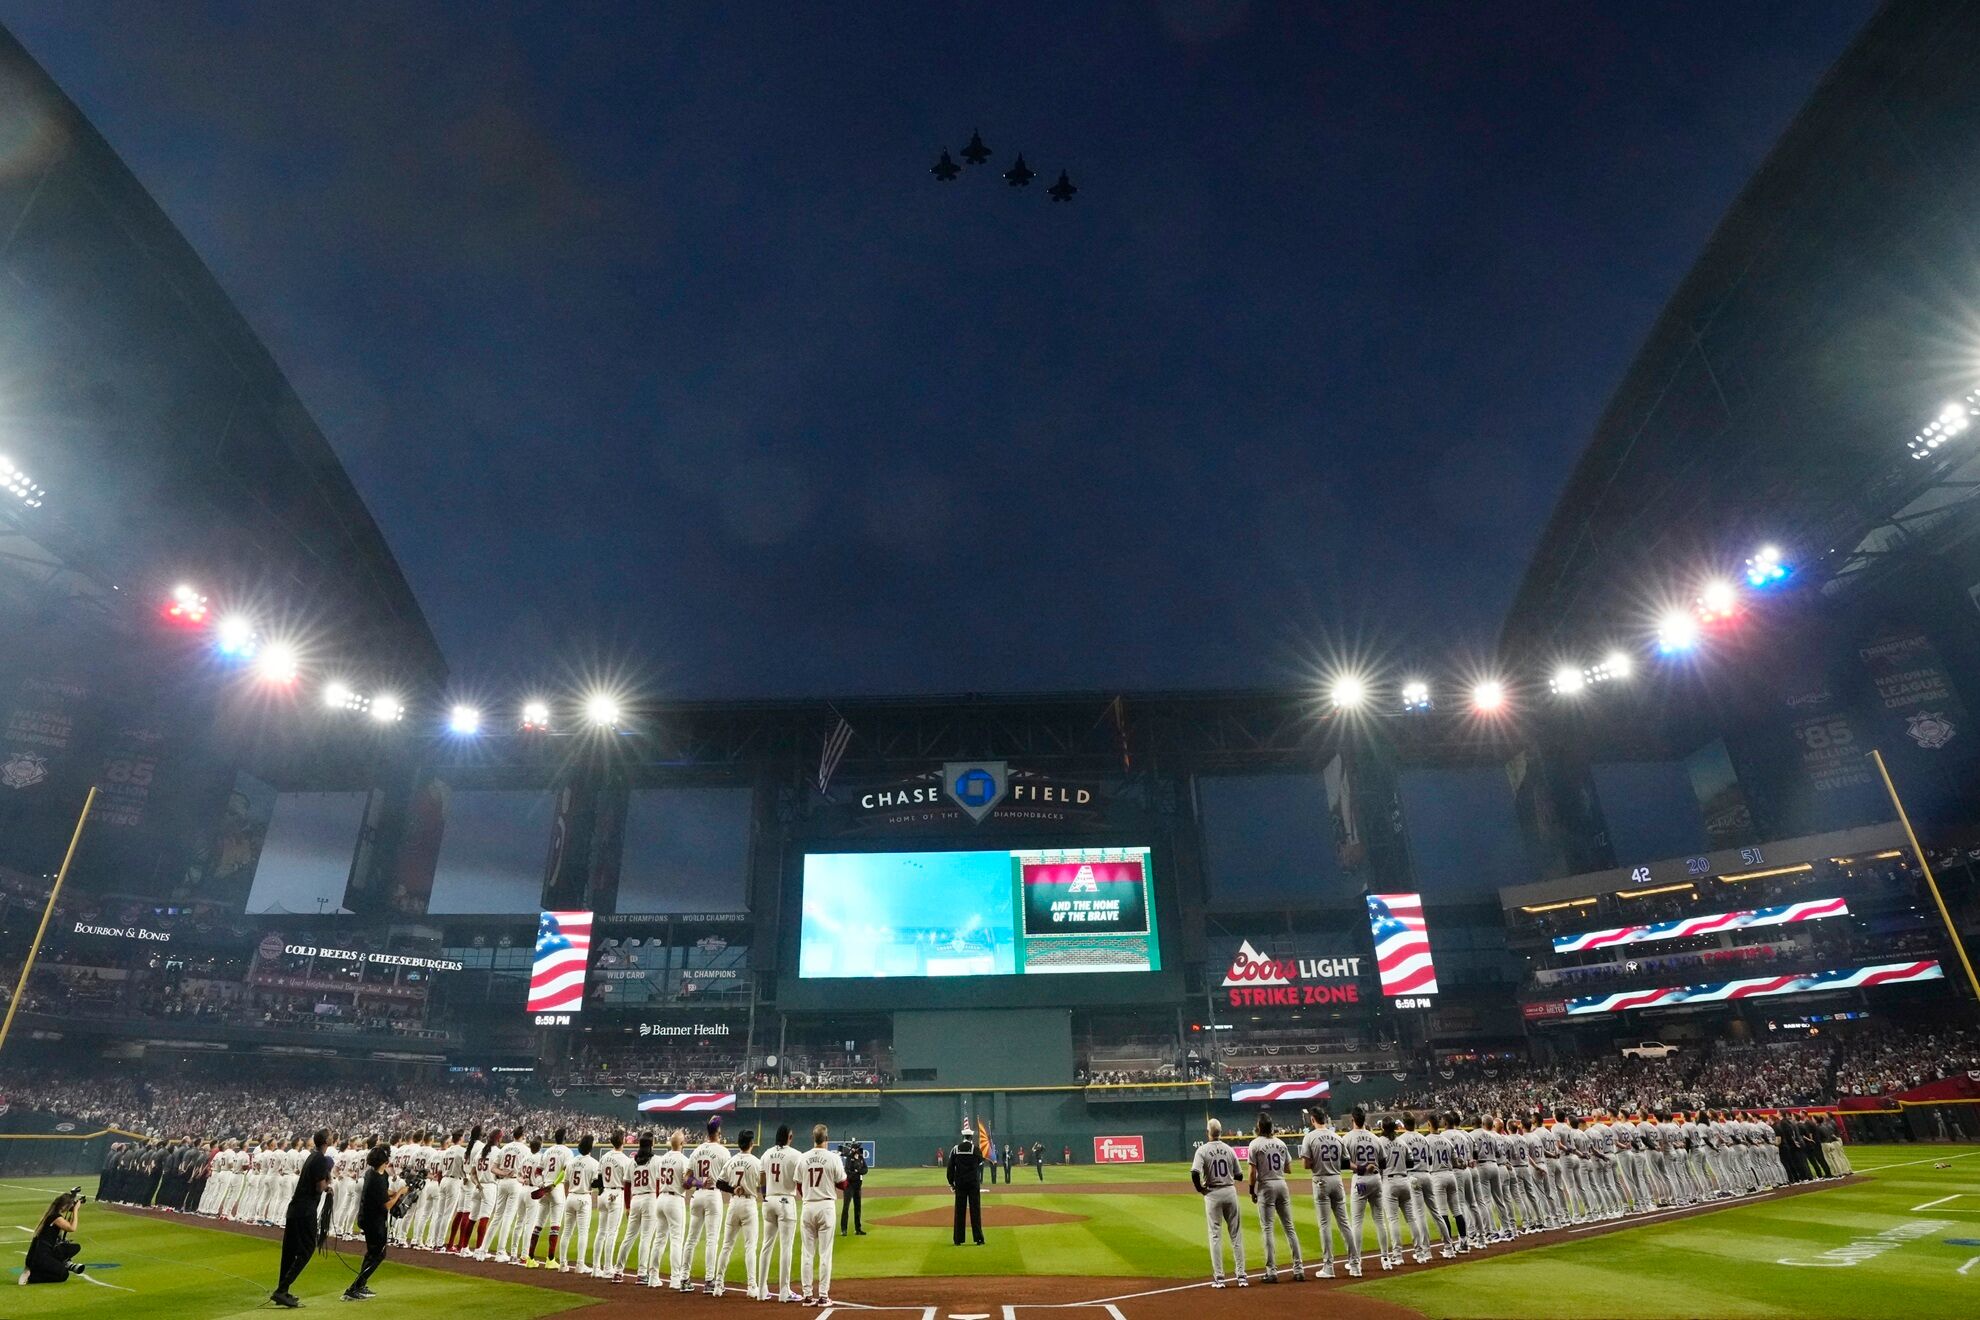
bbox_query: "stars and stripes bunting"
[1563,959,1944,1016]
[816,716,853,793]
[1366,892,1439,996]
[1550,896,1850,953]
[1231,1078,1331,1105]
[528,910,592,1015]
[638,1092,737,1114]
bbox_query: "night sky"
[0,1,1875,700]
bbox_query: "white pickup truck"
[1620,1041,1679,1060]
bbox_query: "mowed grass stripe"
[1349,1145,1980,1320]
[0,1177,593,1318]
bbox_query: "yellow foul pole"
[0,785,98,1054]
[1868,749,1980,1007]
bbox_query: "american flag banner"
[1230,1078,1331,1105]
[1550,896,1849,954]
[638,1092,737,1114]
[816,716,854,793]
[528,910,593,1015]
[1564,959,1943,1016]
[1366,892,1439,996]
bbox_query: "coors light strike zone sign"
[1222,940,1363,1008]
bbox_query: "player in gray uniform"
[1587,1116,1625,1220]
[1423,1115,1466,1255]
[1190,1120,1248,1289]
[1565,1118,1605,1221]
[1535,1115,1573,1225]
[1247,1115,1302,1283]
[1500,1118,1543,1233]
[1342,1109,1388,1276]
[1609,1114,1642,1212]
[1299,1109,1351,1278]
[1388,1118,1437,1265]
[1446,1116,1488,1249]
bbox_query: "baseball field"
[3,1145,1976,1318]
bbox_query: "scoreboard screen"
[798,845,1160,980]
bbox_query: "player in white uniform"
[553,1135,598,1271]
[758,1125,802,1303]
[1300,1109,1351,1278]
[797,1124,847,1305]
[712,1128,764,1297]
[1191,1119,1248,1288]
[478,1128,530,1262]
[643,1131,692,1288]
[588,1133,631,1276]
[421,1131,466,1249]
[1247,1114,1301,1282]
[457,1129,494,1252]
[616,1133,661,1282]
[683,1117,731,1290]
[524,1130,573,1265]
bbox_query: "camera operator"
[270,1129,335,1309]
[346,1144,405,1302]
[19,1189,86,1284]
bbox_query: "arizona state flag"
[977,1117,991,1159]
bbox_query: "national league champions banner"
[1366,892,1439,996]
[529,910,593,1015]
[1230,1078,1331,1105]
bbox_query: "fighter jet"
[1048,170,1077,202]
[931,150,960,182]
[1004,154,1035,187]
[961,129,992,166]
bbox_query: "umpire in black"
[947,1124,985,1246]
[270,1129,334,1309]
[839,1139,868,1235]
[345,1144,405,1301]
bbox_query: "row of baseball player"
[289,1119,856,1305]
[191,1138,314,1223]
[1188,1106,1840,1286]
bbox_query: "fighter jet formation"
[930,127,1074,202]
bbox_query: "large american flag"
[639,1092,737,1114]
[1231,1078,1331,1105]
[1366,892,1439,996]
[529,910,593,1015]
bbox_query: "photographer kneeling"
[346,1144,405,1302]
[20,1189,85,1285]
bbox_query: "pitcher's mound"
[872,1206,1090,1229]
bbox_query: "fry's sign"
[1222,940,1363,1008]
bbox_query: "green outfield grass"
[1345,1145,1980,1320]
[0,1178,591,1318]
[5,1145,1977,1316]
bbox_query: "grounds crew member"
[839,1138,868,1235]
[947,1123,986,1246]
[1191,1118,1247,1288]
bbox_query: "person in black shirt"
[345,1145,405,1301]
[271,1129,335,1309]
[998,1139,1013,1185]
[20,1190,84,1285]
[1031,1141,1045,1182]
[947,1125,984,1246]
[839,1141,868,1236]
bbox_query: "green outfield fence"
[0,1110,142,1179]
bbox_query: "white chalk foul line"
[1847,1151,1980,1173]
[1912,1194,1963,1211]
